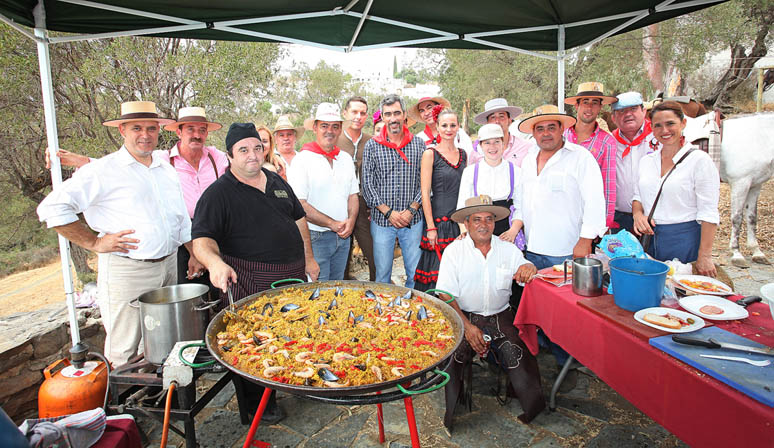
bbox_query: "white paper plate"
[672,274,734,296]
[633,307,705,333]
[678,295,748,320]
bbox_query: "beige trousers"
[97,253,177,366]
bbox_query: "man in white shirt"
[288,103,359,280]
[511,104,606,379]
[512,105,607,268]
[611,91,660,233]
[37,101,191,366]
[436,195,545,429]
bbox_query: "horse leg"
[744,184,771,265]
[729,179,751,268]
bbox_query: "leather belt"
[131,253,172,263]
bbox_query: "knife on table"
[671,335,774,357]
[735,295,762,308]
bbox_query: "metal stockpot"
[133,284,218,364]
[564,257,604,297]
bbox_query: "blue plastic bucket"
[609,257,669,312]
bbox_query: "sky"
[281,44,419,78]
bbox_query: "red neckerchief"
[373,125,414,163]
[613,120,651,158]
[301,141,340,161]
[423,126,440,146]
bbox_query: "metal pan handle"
[128,298,139,308]
[270,278,305,289]
[194,299,220,311]
[426,289,456,303]
[397,369,450,395]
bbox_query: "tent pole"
[557,25,566,112]
[33,25,81,347]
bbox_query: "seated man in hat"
[469,98,532,167]
[436,195,545,429]
[37,101,190,367]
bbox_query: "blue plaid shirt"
[362,135,425,227]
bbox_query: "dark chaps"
[444,308,545,430]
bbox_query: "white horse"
[686,112,774,267]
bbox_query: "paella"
[215,286,456,388]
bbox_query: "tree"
[0,26,281,281]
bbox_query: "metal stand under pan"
[107,352,248,447]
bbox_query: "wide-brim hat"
[474,98,524,125]
[273,115,305,136]
[451,195,511,223]
[564,82,618,106]
[163,106,222,132]
[103,101,174,127]
[407,96,451,124]
[517,104,577,134]
[304,102,345,130]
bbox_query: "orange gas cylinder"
[38,358,108,418]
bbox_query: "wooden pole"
[757,68,764,113]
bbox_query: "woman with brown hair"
[414,106,467,291]
[632,101,719,276]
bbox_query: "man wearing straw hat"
[563,82,618,229]
[37,100,190,367]
[436,195,545,429]
[273,114,305,167]
[46,106,230,285]
[511,105,606,377]
[407,96,473,154]
[288,103,359,281]
[469,98,532,167]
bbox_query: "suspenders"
[169,149,220,178]
[473,160,514,200]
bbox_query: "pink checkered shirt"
[564,124,617,229]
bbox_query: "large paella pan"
[205,281,464,397]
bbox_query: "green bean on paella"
[215,287,456,387]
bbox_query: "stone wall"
[0,306,105,424]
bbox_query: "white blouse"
[633,144,720,225]
[457,160,521,210]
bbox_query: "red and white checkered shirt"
[564,124,617,228]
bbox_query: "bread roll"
[642,313,682,329]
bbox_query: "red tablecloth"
[514,280,774,448]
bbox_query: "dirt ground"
[1,180,772,317]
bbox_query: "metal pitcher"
[564,257,603,297]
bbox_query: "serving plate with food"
[633,307,705,333]
[672,274,733,296]
[678,295,749,320]
[537,264,572,279]
[205,281,463,397]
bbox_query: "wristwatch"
[409,207,418,217]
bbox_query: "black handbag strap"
[645,147,697,223]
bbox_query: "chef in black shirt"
[192,123,319,424]
[193,122,319,298]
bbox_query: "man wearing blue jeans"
[288,103,359,280]
[362,94,425,288]
[511,105,607,380]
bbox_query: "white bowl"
[760,283,774,321]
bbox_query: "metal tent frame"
[0,0,725,347]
